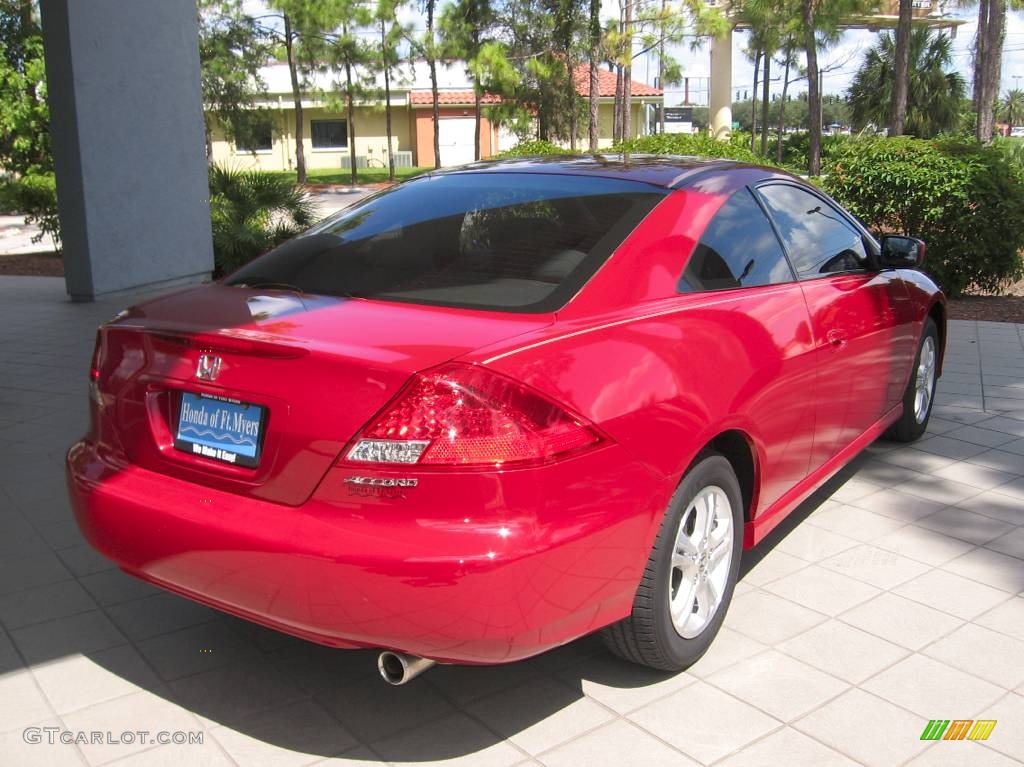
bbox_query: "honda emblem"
[196,354,222,382]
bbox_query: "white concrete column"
[709,29,733,140]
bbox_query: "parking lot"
[1,274,1022,767]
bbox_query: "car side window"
[678,187,794,293]
[757,183,869,279]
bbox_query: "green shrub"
[208,164,316,275]
[494,140,575,158]
[823,137,1024,296]
[1,172,61,250]
[612,132,767,164]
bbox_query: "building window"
[236,123,273,153]
[312,120,348,149]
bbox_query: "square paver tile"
[893,568,1013,621]
[0,717,87,767]
[60,688,203,765]
[806,505,905,543]
[0,579,96,630]
[628,681,780,764]
[31,644,161,714]
[209,698,358,767]
[841,592,963,651]
[724,590,827,645]
[924,623,1024,690]
[862,654,1005,715]
[975,596,1024,641]
[818,544,930,589]
[873,525,975,566]
[718,726,859,767]
[169,660,307,729]
[473,677,614,755]
[741,550,810,587]
[563,654,697,715]
[945,548,1024,594]
[914,507,1016,545]
[977,692,1024,762]
[684,627,769,679]
[538,719,697,767]
[775,524,858,563]
[0,670,54,733]
[707,650,848,722]
[763,565,880,616]
[851,488,945,523]
[9,609,127,665]
[370,711,525,767]
[906,743,1020,767]
[778,619,909,684]
[955,489,1024,525]
[986,528,1024,562]
[795,688,929,766]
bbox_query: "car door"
[676,186,819,511]
[755,182,915,469]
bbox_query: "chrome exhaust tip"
[377,651,435,685]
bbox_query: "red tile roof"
[410,90,503,105]
[573,65,663,98]
[410,67,661,106]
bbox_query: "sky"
[242,0,1024,107]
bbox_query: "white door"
[438,118,477,167]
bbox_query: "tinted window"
[227,173,665,313]
[236,123,272,153]
[312,120,348,149]
[757,183,868,278]
[678,188,793,292]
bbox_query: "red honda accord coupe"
[68,156,945,684]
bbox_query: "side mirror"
[880,235,926,269]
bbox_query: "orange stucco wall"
[413,107,496,166]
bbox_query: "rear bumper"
[67,440,666,664]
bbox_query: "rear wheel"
[885,318,939,443]
[601,453,743,671]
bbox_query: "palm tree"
[848,28,965,138]
[998,89,1024,128]
[208,164,316,274]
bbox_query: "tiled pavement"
[1,274,1022,767]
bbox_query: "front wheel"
[601,453,743,671]
[885,318,939,443]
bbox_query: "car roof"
[422,154,794,190]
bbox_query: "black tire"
[600,452,743,671]
[885,318,939,443]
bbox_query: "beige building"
[208,61,663,172]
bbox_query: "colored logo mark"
[920,719,997,741]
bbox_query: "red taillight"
[345,364,603,468]
[89,331,102,381]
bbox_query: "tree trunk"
[658,0,666,134]
[427,0,441,168]
[889,0,913,136]
[750,48,761,152]
[473,28,482,161]
[381,21,395,182]
[283,14,306,184]
[777,53,791,165]
[975,0,1006,143]
[973,0,988,112]
[760,53,771,155]
[589,0,601,151]
[622,0,633,142]
[613,65,623,144]
[803,0,822,175]
[344,59,357,186]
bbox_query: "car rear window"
[226,172,666,313]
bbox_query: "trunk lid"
[93,284,551,505]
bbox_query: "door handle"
[827,329,848,349]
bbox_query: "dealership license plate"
[174,392,265,467]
